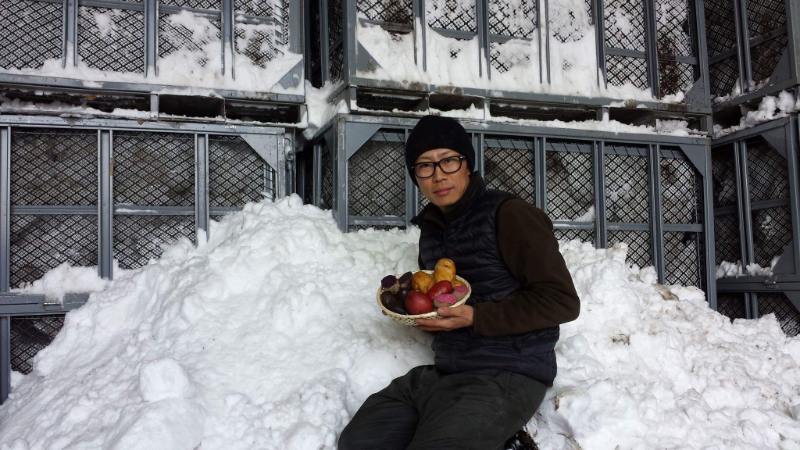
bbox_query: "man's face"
[414,148,471,210]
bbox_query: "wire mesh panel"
[483,136,536,205]
[0,0,63,70]
[10,315,65,375]
[608,229,653,269]
[357,0,413,24]
[309,0,322,87]
[78,6,145,74]
[745,139,790,204]
[554,228,594,245]
[113,215,195,269]
[320,145,334,210]
[348,131,406,217]
[161,0,221,9]
[655,0,698,97]
[426,0,477,32]
[660,155,702,224]
[349,224,405,232]
[10,129,98,206]
[604,147,650,224]
[488,0,536,38]
[235,22,284,68]
[712,146,738,208]
[159,14,222,68]
[9,215,99,288]
[756,292,800,336]
[751,206,793,269]
[664,231,704,288]
[604,0,648,90]
[418,190,430,213]
[704,0,740,98]
[490,41,534,74]
[545,140,594,221]
[716,292,747,321]
[113,132,195,207]
[714,213,742,266]
[209,135,271,207]
[745,0,788,88]
[329,0,345,81]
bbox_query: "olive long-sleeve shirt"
[419,199,580,336]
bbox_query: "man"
[338,116,580,450]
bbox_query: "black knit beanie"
[405,115,475,185]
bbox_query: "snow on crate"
[1,196,800,450]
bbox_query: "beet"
[381,275,399,294]
[398,272,413,289]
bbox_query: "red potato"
[426,280,453,300]
[452,285,469,301]
[433,294,458,309]
[405,291,435,315]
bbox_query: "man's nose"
[432,164,448,181]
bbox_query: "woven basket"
[376,270,472,326]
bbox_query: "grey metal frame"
[0,115,287,403]
[0,0,305,103]
[308,112,715,302]
[305,0,712,113]
[708,0,800,112]
[714,116,800,292]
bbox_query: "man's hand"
[414,305,473,331]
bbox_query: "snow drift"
[1,196,799,450]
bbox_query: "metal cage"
[0,116,289,403]
[0,0,305,104]
[705,0,800,111]
[302,113,715,301]
[712,115,800,336]
[304,0,712,114]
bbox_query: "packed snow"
[714,90,800,138]
[1,196,799,450]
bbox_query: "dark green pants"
[338,365,547,450]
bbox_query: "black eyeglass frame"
[412,155,466,178]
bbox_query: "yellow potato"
[411,271,435,294]
[452,279,465,287]
[434,258,456,283]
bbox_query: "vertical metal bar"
[69,0,78,66]
[785,118,800,276]
[285,131,295,196]
[405,129,414,227]
[594,141,608,249]
[595,0,607,88]
[650,145,665,283]
[738,141,755,266]
[475,0,485,77]
[703,144,717,310]
[732,142,747,267]
[536,137,546,211]
[344,0,357,85]
[313,143,321,207]
[415,0,426,71]
[276,134,287,199]
[787,0,800,83]
[480,0,491,80]
[0,316,10,404]
[320,0,330,83]
[644,0,660,97]
[144,0,157,77]
[336,120,348,232]
[694,0,712,109]
[544,0,551,84]
[751,292,760,318]
[734,0,752,92]
[537,0,543,84]
[303,0,313,78]
[0,127,10,293]
[289,0,304,55]
[99,130,113,280]
[223,0,234,77]
[195,134,209,237]
[61,0,68,68]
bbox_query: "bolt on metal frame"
[0,115,287,404]
[303,112,715,303]
[304,0,712,113]
[0,0,305,103]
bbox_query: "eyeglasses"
[413,155,466,178]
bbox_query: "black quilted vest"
[411,175,559,385]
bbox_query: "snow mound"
[0,196,799,450]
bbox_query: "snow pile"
[716,258,780,279]
[12,262,109,303]
[714,90,800,138]
[1,197,800,450]
[303,81,349,138]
